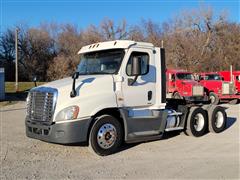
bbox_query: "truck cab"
[199,72,239,104]
[234,71,240,93]
[219,71,240,94]
[25,40,227,156]
[166,69,206,102]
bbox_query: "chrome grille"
[192,85,204,96]
[222,82,235,95]
[222,82,230,95]
[27,87,58,122]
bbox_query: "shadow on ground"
[226,117,237,130]
[67,131,181,155]
[68,117,237,155]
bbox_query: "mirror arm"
[70,72,79,98]
[130,75,139,86]
[70,78,77,97]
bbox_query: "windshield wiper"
[78,72,89,75]
[90,72,112,75]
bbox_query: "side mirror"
[70,72,79,98]
[131,57,141,76]
[33,75,37,87]
[72,72,79,79]
[237,76,240,82]
[128,57,142,86]
[33,76,37,82]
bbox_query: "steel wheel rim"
[97,123,117,149]
[194,113,205,131]
[215,111,224,128]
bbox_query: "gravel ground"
[0,102,239,179]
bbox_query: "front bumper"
[25,117,92,144]
[184,95,208,102]
[219,94,240,99]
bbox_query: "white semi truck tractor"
[25,40,227,156]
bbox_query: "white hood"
[40,75,117,120]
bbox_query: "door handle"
[148,91,152,101]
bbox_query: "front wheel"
[173,92,183,99]
[209,92,219,105]
[89,115,123,156]
[185,107,208,137]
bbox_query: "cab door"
[121,48,156,107]
[119,47,165,142]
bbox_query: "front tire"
[185,107,208,137]
[89,115,123,156]
[173,92,183,99]
[209,92,219,105]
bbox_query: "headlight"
[55,106,79,121]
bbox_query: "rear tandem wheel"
[207,105,227,133]
[184,107,208,137]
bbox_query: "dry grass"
[0,82,46,107]
[5,82,46,93]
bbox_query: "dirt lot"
[0,102,239,179]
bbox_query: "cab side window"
[126,52,149,76]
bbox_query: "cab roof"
[78,40,154,54]
[199,72,219,75]
[219,71,240,75]
[167,69,192,74]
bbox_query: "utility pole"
[161,40,164,48]
[15,28,19,92]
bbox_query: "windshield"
[176,73,194,80]
[206,74,221,80]
[77,49,124,75]
[236,75,240,81]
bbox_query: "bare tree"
[47,24,81,80]
[100,18,128,40]
[1,7,239,82]
[162,5,240,72]
[0,29,15,81]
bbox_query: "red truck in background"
[199,72,240,104]
[166,69,207,102]
[219,71,240,93]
